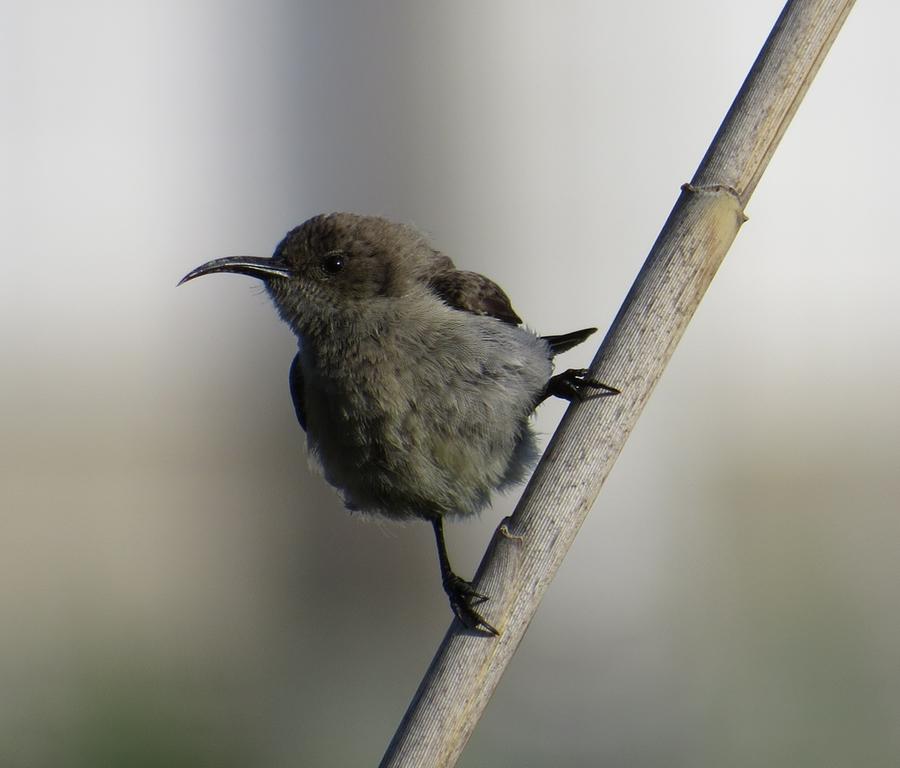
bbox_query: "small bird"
[180,213,617,634]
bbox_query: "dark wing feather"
[428,270,522,326]
[541,328,597,356]
[289,352,307,432]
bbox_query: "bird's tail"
[541,327,597,356]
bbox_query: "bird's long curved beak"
[178,256,293,286]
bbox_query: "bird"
[179,213,617,635]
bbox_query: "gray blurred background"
[2,1,898,766]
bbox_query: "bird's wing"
[428,269,523,326]
[289,352,307,432]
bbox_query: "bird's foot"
[544,368,620,403]
[442,574,498,636]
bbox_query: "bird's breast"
[295,312,552,517]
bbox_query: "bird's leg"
[431,517,498,636]
[540,368,620,405]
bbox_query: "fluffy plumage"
[181,213,609,634]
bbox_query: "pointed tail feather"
[541,327,597,356]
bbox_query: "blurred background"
[2,1,898,765]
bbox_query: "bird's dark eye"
[321,252,345,275]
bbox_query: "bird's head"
[179,213,453,335]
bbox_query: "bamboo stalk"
[380,2,856,766]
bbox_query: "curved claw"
[543,368,620,403]
[443,575,498,636]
